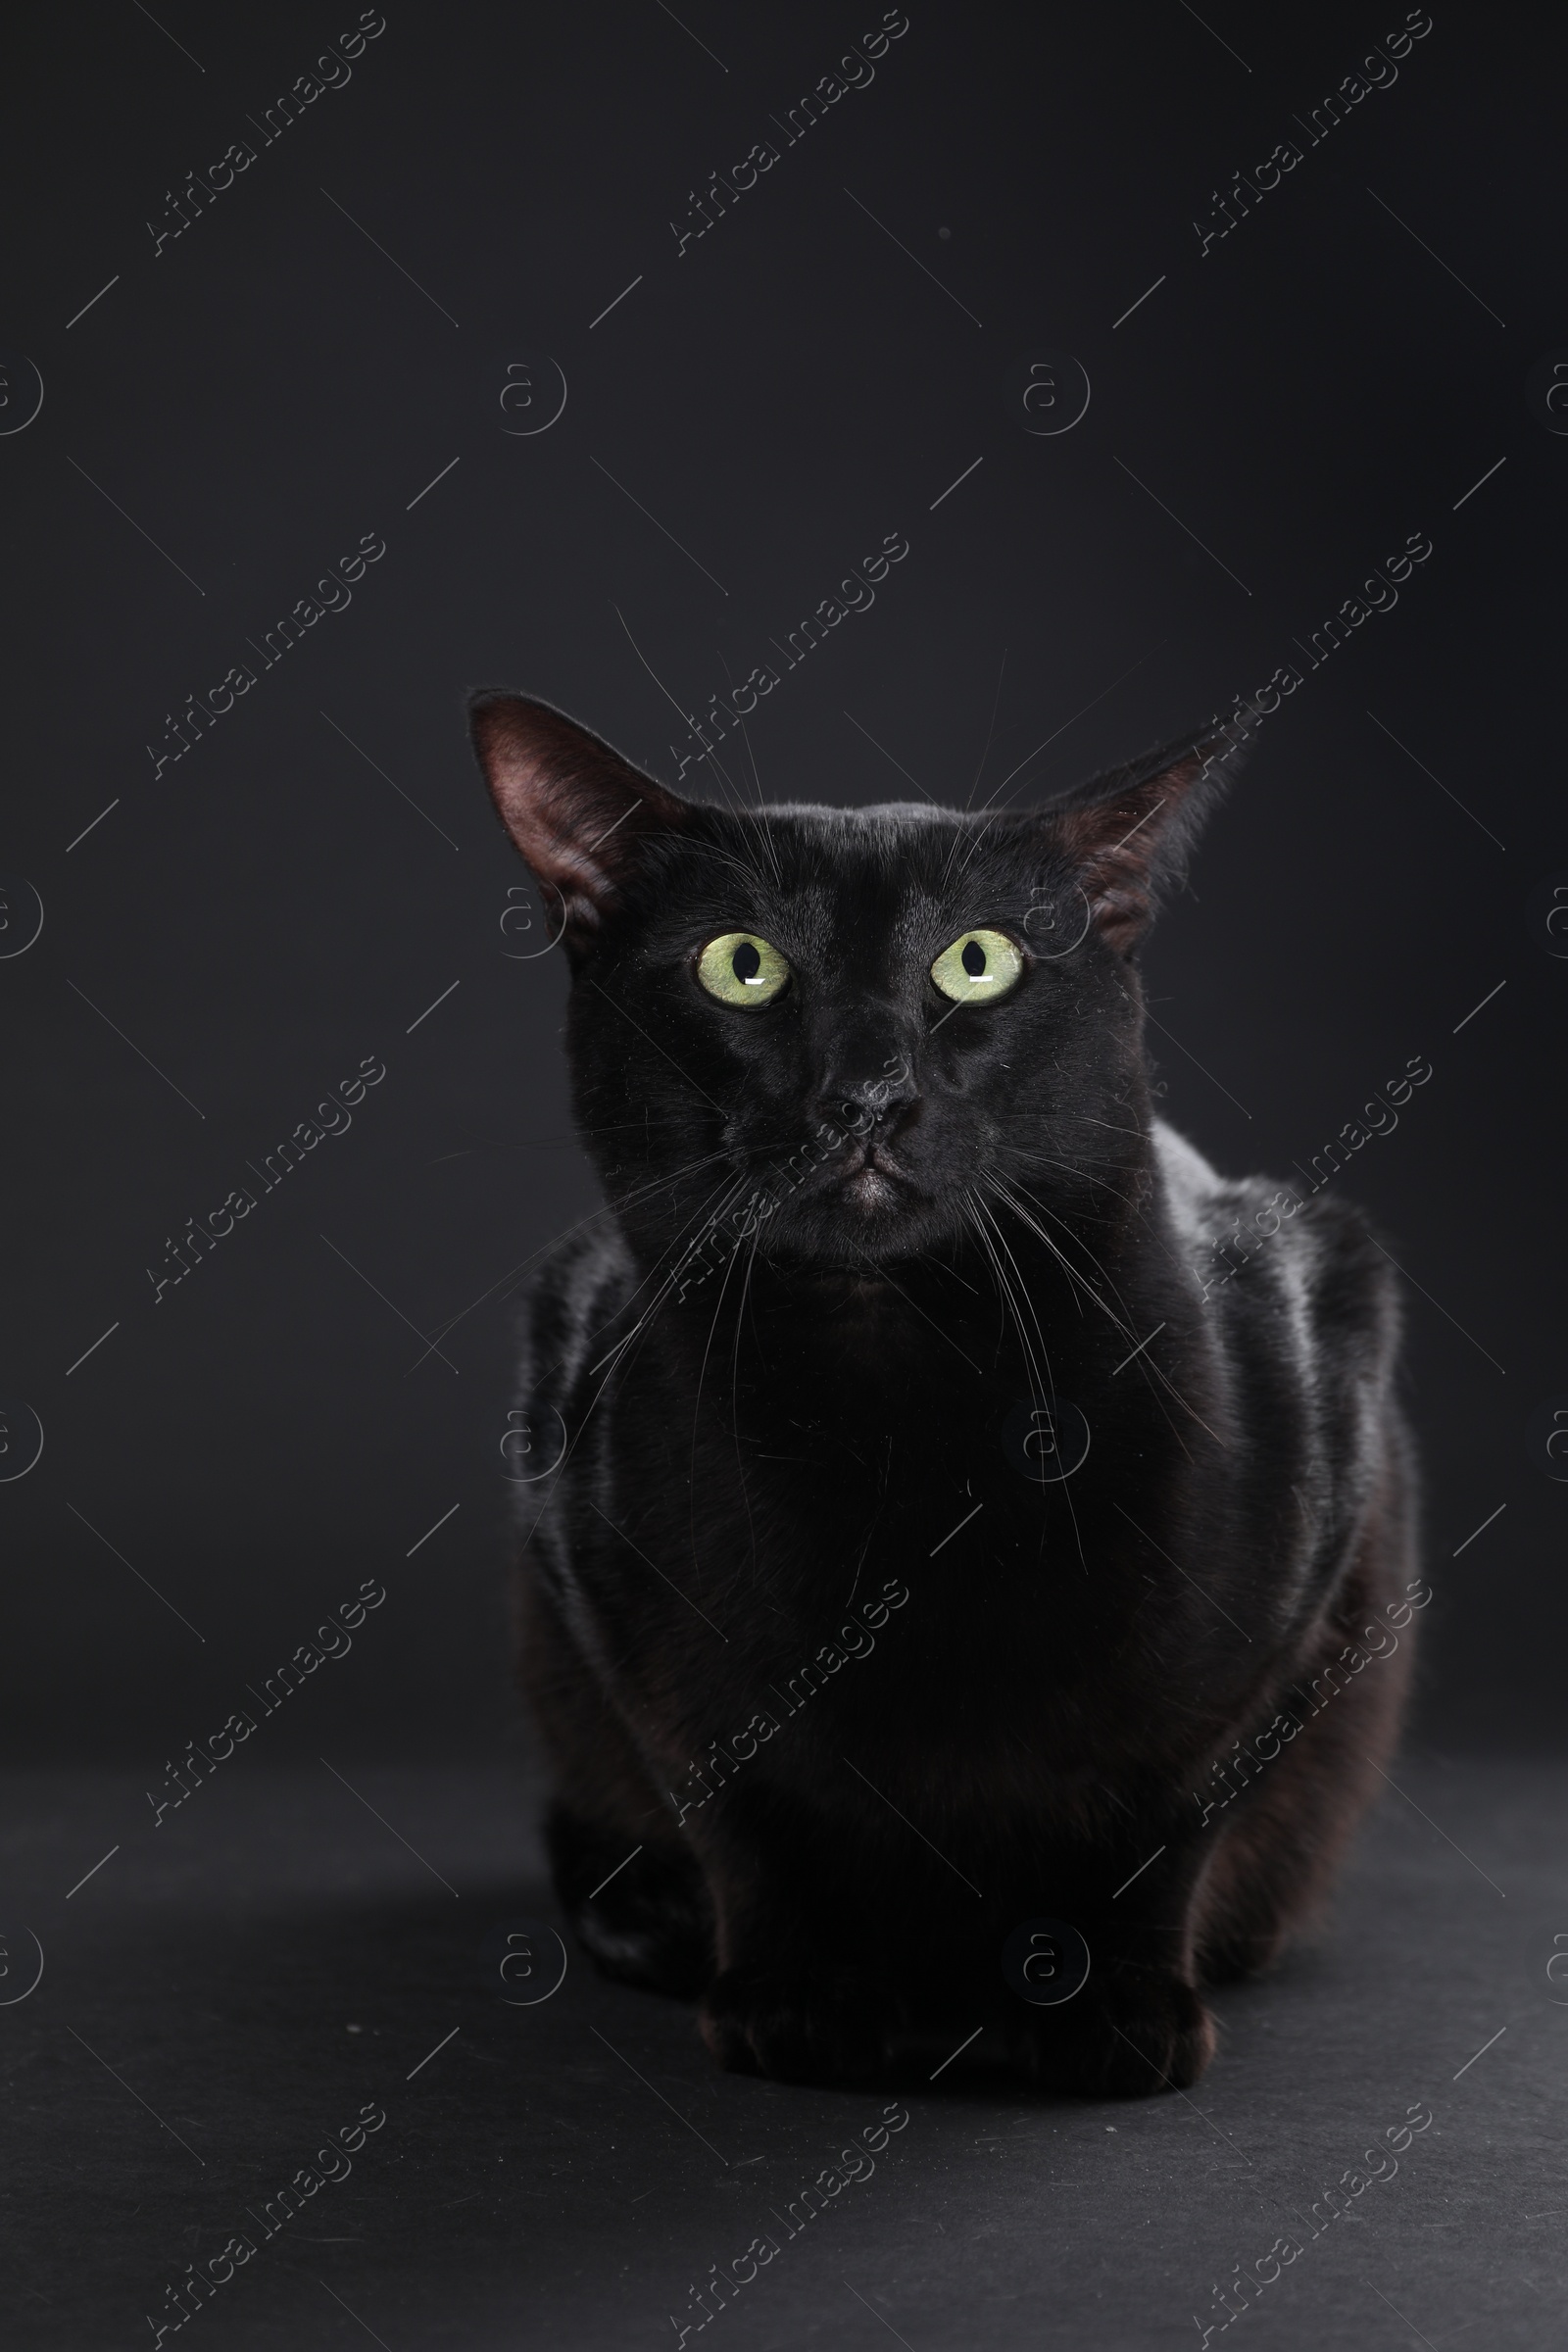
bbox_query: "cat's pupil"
[961,939,987,976]
[731,940,761,983]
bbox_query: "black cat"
[469,690,1417,2097]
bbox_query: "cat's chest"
[621,1412,1206,1788]
[583,1260,1253,1720]
[619,1335,1177,1652]
[718,1305,1163,1531]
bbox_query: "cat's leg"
[1010,1591,1415,2091]
[1193,1488,1418,1986]
[700,1953,892,2084]
[997,1839,1219,2098]
[1193,1611,1414,1984]
[694,1812,1221,2094]
[543,1801,712,1997]
[692,1805,896,2083]
[696,1802,1218,2094]
[694,1813,1212,2092]
[518,1576,713,1997]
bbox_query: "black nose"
[815,1056,918,1135]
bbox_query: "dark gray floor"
[3,1754,1563,2349]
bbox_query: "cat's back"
[1152,1115,1400,1414]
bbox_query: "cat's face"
[470,696,1236,1271]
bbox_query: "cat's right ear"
[467,691,691,939]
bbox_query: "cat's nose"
[815,1054,918,1134]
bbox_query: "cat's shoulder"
[1152,1117,1396,1341]
[520,1221,638,1406]
[1150,1118,1232,1241]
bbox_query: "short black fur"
[469,691,1417,2096]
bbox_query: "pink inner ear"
[470,694,689,929]
[1053,750,1211,956]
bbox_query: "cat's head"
[469,693,1244,1271]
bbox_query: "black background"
[4,0,1562,1770]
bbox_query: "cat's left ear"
[1042,718,1249,956]
[468,690,691,938]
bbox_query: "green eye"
[931,928,1025,1005]
[696,931,791,1007]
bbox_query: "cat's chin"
[760,1184,955,1270]
[838,1167,904,1213]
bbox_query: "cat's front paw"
[700,1964,889,2086]
[1010,1965,1216,2099]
